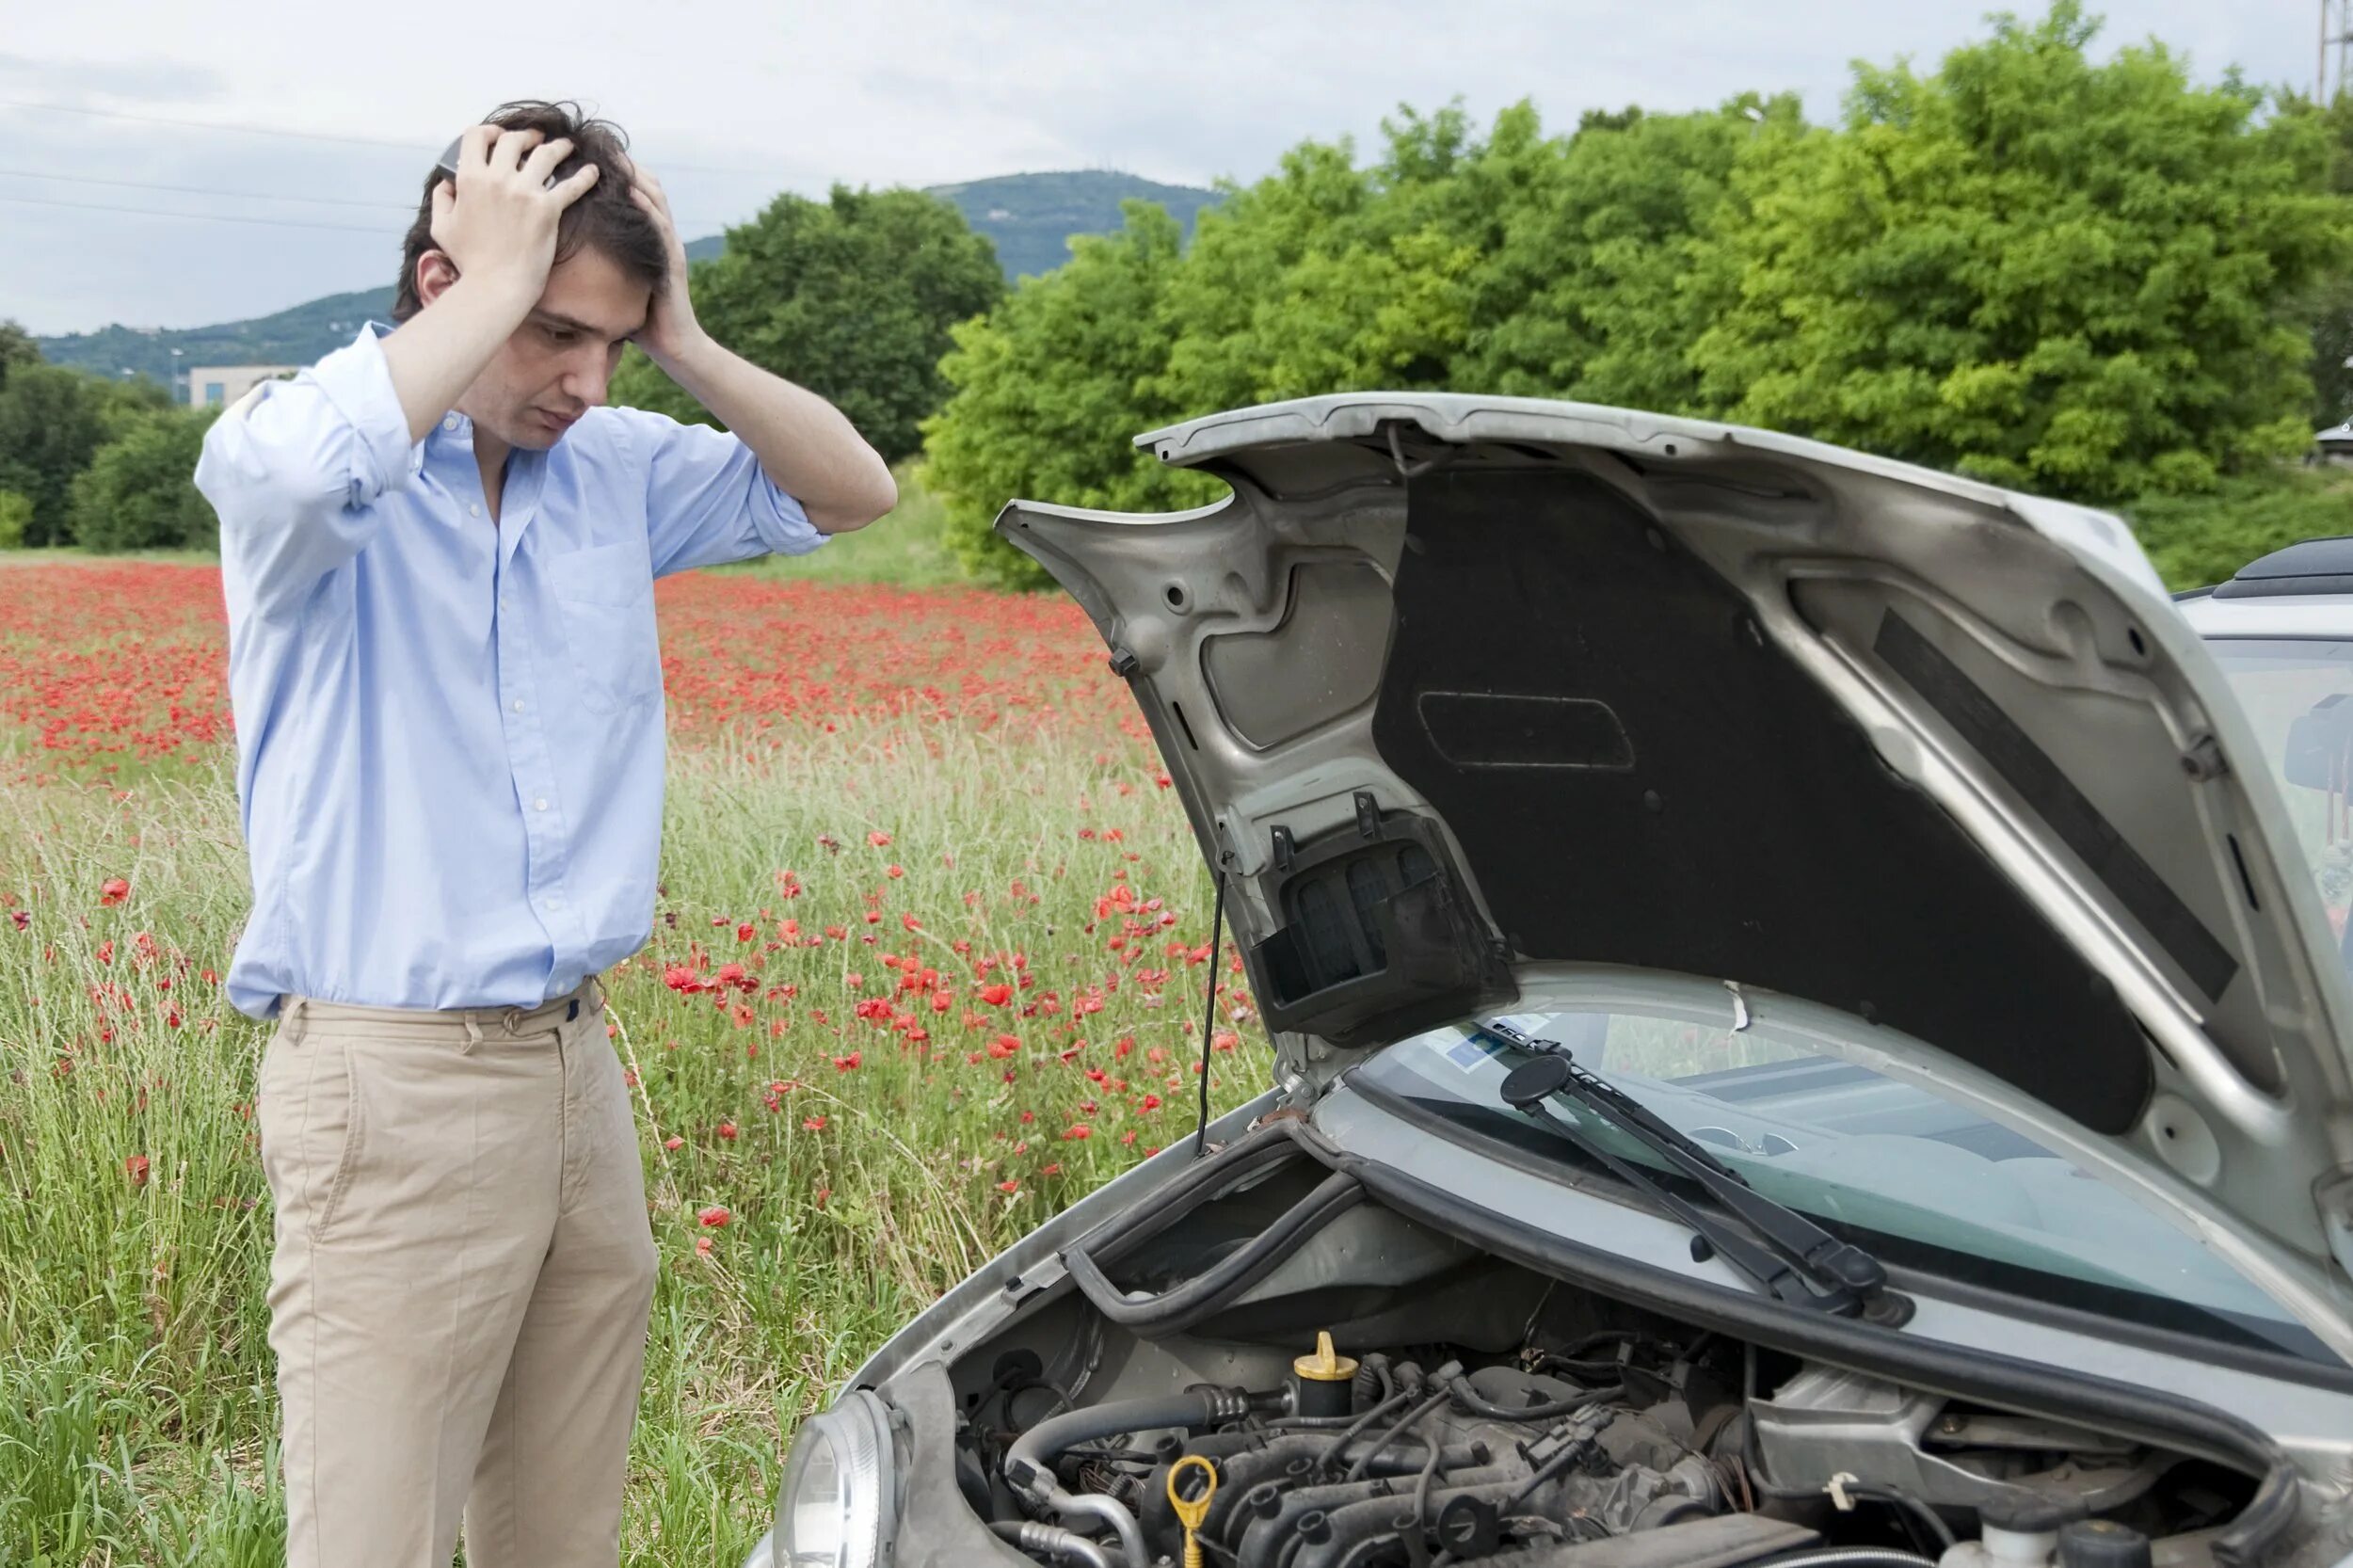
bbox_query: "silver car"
[747,396,2353,1568]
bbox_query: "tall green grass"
[0,720,1248,1563]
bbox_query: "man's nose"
[564,347,611,409]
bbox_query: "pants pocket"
[259,1037,367,1246]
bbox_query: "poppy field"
[0,557,1259,1565]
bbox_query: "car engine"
[962,1326,2238,1568]
[930,1141,2265,1568]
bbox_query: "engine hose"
[1345,1384,1456,1481]
[1233,1467,1518,1565]
[1191,1437,1490,1545]
[990,1518,1116,1568]
[1313,1391,1409,1475]
[1064,1170,1366,1338]
[1447,1373,1625,1423]
[1353,1352,1394,1410]
[1004,1386,1252,1568]
[1749,1553,1941,1568]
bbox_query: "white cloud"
[0,0,2329,334]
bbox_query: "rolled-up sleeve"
[612,407,826,579]
[195,328,417,622]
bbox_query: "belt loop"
[281,996,309,1047]
[500,1004,527,1036]
[459,1012,485,1055]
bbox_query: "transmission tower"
[2325,0,2353,102]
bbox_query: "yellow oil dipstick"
[1167,1453,1219,1568]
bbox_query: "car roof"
[2179,592,2353,638]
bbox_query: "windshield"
[1352,998,2341,1370]
[2205,635,2353,942]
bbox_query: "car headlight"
[775,1389,897,1568]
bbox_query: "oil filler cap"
[1293,1332,1358,1385]
[1290,1332,1359,1419]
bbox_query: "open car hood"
[993,392,2353,1330]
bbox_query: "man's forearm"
[649,333,896,533]
[379,272,541,445]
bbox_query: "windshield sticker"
[1439,1031,1510,1071]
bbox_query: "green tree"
[1689,3,2353,499]
[0,491,30,549]
[2295,90,2353,428]
[920,202,1222,589]
[1457,94,1803,411]
[613,184,1003,464]
[68,407,219,552]
[0,364,109,547]
[0,320,37,392]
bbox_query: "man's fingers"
[490,126,545,173]
[430,179,455,222]
[520,136,575,185]
[553,161,600,208]
[458,123,497,168]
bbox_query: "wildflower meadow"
[0,550,1258,1564]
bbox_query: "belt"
[275,972,606,1050]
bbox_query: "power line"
[0,192,391,233]
[0,97,786,179]
[0,188,732,239]
[0,97,428,151]
[0,167,416,213]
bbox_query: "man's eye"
[547,327,576,344]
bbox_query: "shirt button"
[534,797,548,811]
[442,413,460,432]
[546,894,564,909]
[468,503,482,518]
[512,699,525,712]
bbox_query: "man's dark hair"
[392,99,667,323]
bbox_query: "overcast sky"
[2,0,2335,336]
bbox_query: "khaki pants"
[255,972,659,1567]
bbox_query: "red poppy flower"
[978,983,1013,1006]
[716,1120,739,1141]
[868,830,892,847]
[833,1051,862,1071]
[803,1115,827,1131]
[99,878,130,906]
[697,1205,730,1227]
[124,1154,150,1187]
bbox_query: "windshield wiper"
[1473,1019,1897,1320]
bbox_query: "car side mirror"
[2282,694,2353,790]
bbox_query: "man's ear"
[414,250,460,311]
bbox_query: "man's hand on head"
[430,124,601,306]
[617,158,704,368]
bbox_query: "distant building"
[185,364,299,408]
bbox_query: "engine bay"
[930,1133,2266,1568]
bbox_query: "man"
[193,100,894,1567]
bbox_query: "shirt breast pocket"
[546,541,661,715]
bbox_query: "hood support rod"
[1193,862,1230,1158]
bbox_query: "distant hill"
[35,170,1220,396]
[924,169,1222,280]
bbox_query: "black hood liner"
[1368,466,2153,1135]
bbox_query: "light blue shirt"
[195,321,826,1020]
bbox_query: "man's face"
[462,246,651,452]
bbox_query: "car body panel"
[992,392,2353,1328]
